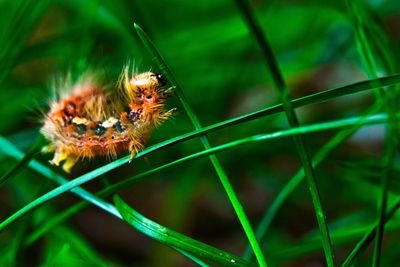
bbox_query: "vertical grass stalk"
[234,0,334,266]
[134,23,268,267]
[346,2,399,265]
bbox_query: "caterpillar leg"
[50,149,68,166]
[163,108,176,118]
[62,156,78,173]
[49,148,77,173]
[161,87,174,99]
[128,140,144,163]
[157,108,176,124]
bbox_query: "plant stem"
[134,23,268,267]
[234,0,335,265]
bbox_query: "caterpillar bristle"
[41,67,173,172]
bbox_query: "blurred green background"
[1,0,400,266]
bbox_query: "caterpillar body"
[41,67,173,172]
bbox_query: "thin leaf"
[0,136,45,187]
[6,72,400,244]
[345,1,399,266]
[0,135,122,223]
[234,0,334,265]
[341,198,400,267]
[0,113,389,233]
[103,113,391,197]
[134,22,268,267]
[113,195,254,267]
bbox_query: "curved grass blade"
[134,22,268,267]
[18,112,385,246]
[243,102,383,260]
[0,136,45,187]
[341,198,400,267]
[2,75,398,191]
[25,195,93,245]
[346,2,399,265]
[0,148,219,265]
[140,74,400,161]
[173,247,211,267]
[0,135,122,222]
[102,113,390,196]
[267,199,400,262]
[234,0,334,265]
[0,142,211,267]
[0,113,389,233]
[113,195,254,267]
[3,74,398,195]
[3,76,400,240]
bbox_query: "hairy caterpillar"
[41,67,174,172]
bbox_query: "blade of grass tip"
[134,22,268,267]
[234,0,334,265]
[341,198,400,267]
[346,2,399,265]
[0,135,45,187]
[243,102,383,260]
[113,195,254,267]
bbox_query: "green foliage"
[1,0,400,266]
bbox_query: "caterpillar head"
[130,72,167,89]
[119,67,172,127]
[119,67,168,102]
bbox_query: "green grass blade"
[234,0,334,265]
[51,226,110,267]
[1,139,213,267]
[1,73,398,192]
[341,199,400,267]
[113,195,254,267]
[0,0,51,84]
[25,196,92,246]
[3,73,397,194]
[243,102,382,260]
[139,74,400,160]
[0,215,31,266]
[26,109,390,245]
[0,112,389,233]
[269,199,400,261]
[3,73,400,246]
[134,22,268,267]
[10,111,392,247]
[103,113,390,196]
[173,247,211,267]
[0,136,45,187]
[0,135,122,222]
[345,2,399,266]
